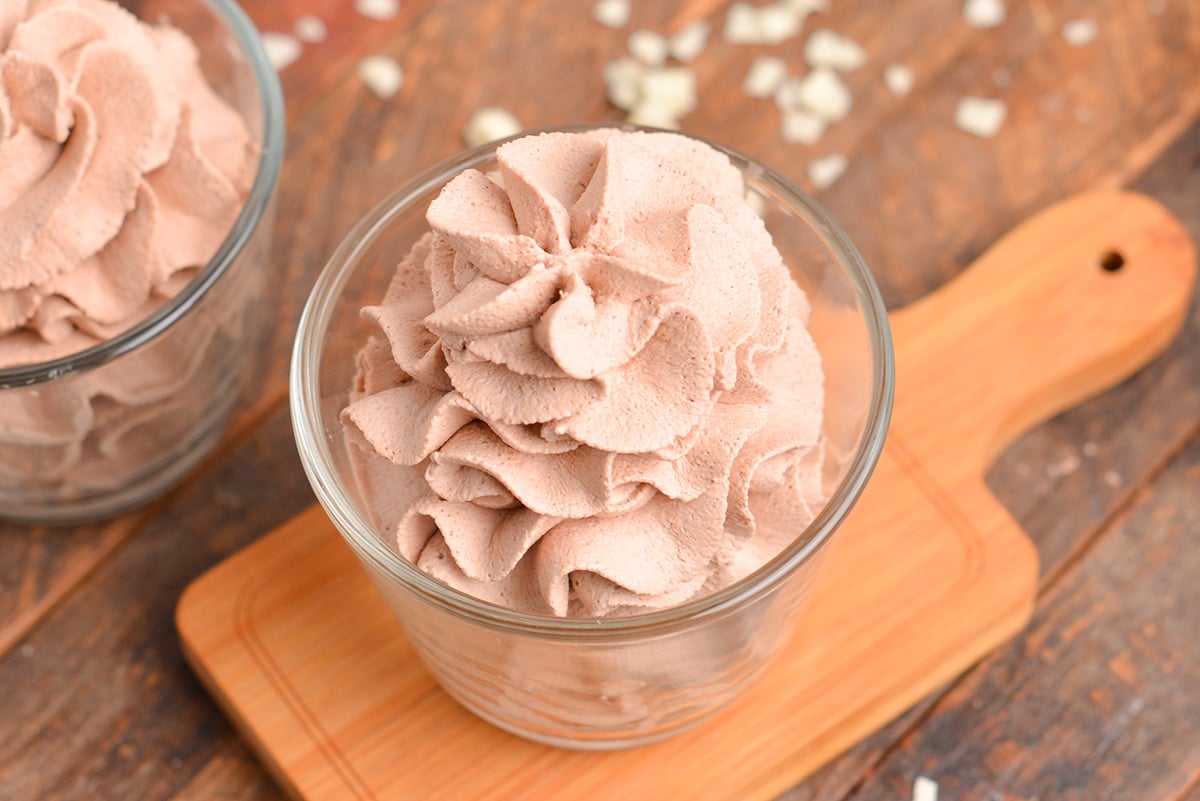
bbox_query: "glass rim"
[291,123,895,638]
[0,0,286,390]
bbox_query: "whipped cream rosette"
[0,0,257,493]
[0,0,255,367]
[345,130,826,617]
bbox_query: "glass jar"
[291,126,894,749]
[0,0,285,524]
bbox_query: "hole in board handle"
[1099,250,1126,272]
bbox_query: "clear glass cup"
[292,125,894,749]
[0,0,284,524]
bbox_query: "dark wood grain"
[681,0,1200,303]
[989,121,1200,585]
[827,437,1200,801]
[0,519,139,654]
[168,739,280,801]
[0,0,1197,799]
[778,123,1200,801]
[0,406,306,801]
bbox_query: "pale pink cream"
[345,130,825,617]
[0,0,256,491]
[0,0,255,366]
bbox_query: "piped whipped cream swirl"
[345,130,825,617]
[0,0,255,368]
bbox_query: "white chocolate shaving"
[724,2,762,44]
[963,0,1005,28]
[262,32,301,71]
[629,29,669,66]
[798,68,852,122]
[592,0,631,29]
[463,107,522,148]
[355,0,400,22]
[603,57,645,111]
[627,102,680,130]
[294,15,327,43]
[1062,18,1098,46]
[358,55,404,99]
[883,64,914,97]
[639,67,698,117]
[913,777,939,801]
[724,1,808,45]
[669,20,710,62]
[954,96,1007,138]
[781,109,826,144]
[744,56,788,98]
[804,29,866,71]
[757,3,805,44]
[807,153,847,189]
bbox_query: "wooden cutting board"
[177,191,1195,801]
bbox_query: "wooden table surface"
[3,1,1199,799]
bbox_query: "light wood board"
[177,191,1195,801]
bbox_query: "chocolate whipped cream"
[0,0,257,498]
[345,130,825,617]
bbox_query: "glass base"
[445,683,731,751]
[0,406,233,526]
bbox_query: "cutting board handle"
[889,191,1196,476]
